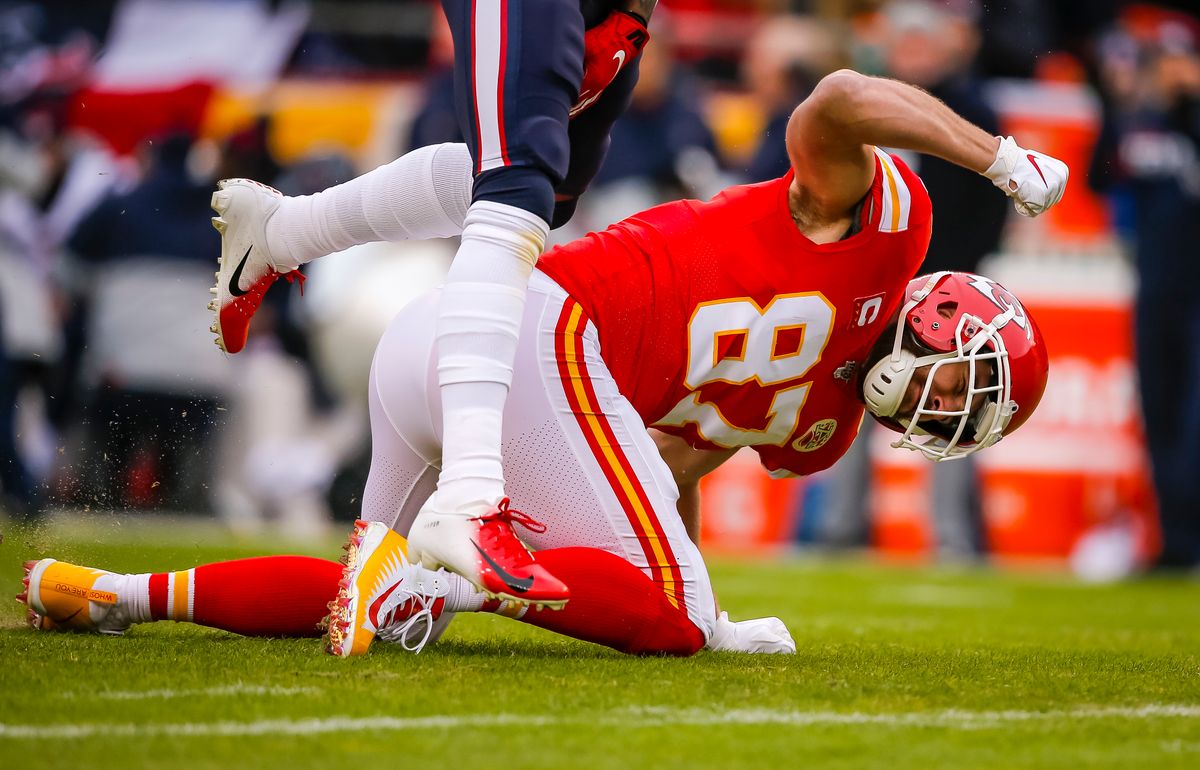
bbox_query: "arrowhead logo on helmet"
[861,271,1049,461]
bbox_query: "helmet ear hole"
[936,301,958,319]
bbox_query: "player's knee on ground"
[626,596,707,657]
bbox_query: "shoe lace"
[282,269,307,296]
[471,497,547,534]
[374,570,449,654]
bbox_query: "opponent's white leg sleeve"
[265,143,473,265]
[433,200,549,515]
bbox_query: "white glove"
[982,136,1069,217]
[705,611,796,654]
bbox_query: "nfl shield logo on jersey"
[793,419,838,452]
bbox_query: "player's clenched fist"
[983,136,1069,217]
[570,11,650,117]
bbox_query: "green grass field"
[1,515,1197,769]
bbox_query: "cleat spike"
[15,591,27,603]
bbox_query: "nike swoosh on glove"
[570,11,650,117]
[982,136,1070,217]
[705,611,796,654]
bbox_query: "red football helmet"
[862,271,1049,460]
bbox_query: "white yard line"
[63,684,320,701]
[2,704,1197,740]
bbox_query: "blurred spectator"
[0,4,107,517]
[741,14,842,181]
[67,133,227,511]
[213,144,364,539]
[215,115,281,189]
[819,0,1007,562]
[1090,7,1200,570]
[406,5,460,151]
[884,0,1006,276]
[570,12,724,234]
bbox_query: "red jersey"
[538,149,932,477]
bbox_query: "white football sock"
[265,142,473,265]
[124,573,154,624]
[433,200,548,515]
[444,571,486,611]
[442,571,527,617]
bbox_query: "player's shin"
[506,548,705,656]
[19,555,342,637]
[407,201,569,606]
[266,142,473,265]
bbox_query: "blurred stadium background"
[0,0,1198,580]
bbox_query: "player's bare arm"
[650,429,736,545]
[785,69,1068,239]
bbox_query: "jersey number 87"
[656,294,835,448]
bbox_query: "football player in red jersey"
[213,1,657,612]
[21,70,1064,657]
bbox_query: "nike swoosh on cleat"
[367,581,402,630]
[1027,154,1048,186]
[48,607,82,625]
[228,246,252,297]
[472,541,534,593]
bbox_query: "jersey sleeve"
[753,444,807,479]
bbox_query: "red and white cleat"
[208,178,304,354]
[407,498,568,610]
[324,521,451,658]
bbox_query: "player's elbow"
[815,69,867,96]
[807,69,870,120]
[789,69,871,153]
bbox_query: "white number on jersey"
[656,294,835,448]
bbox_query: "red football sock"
[515,548,705,657]
[146,556,340,637]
